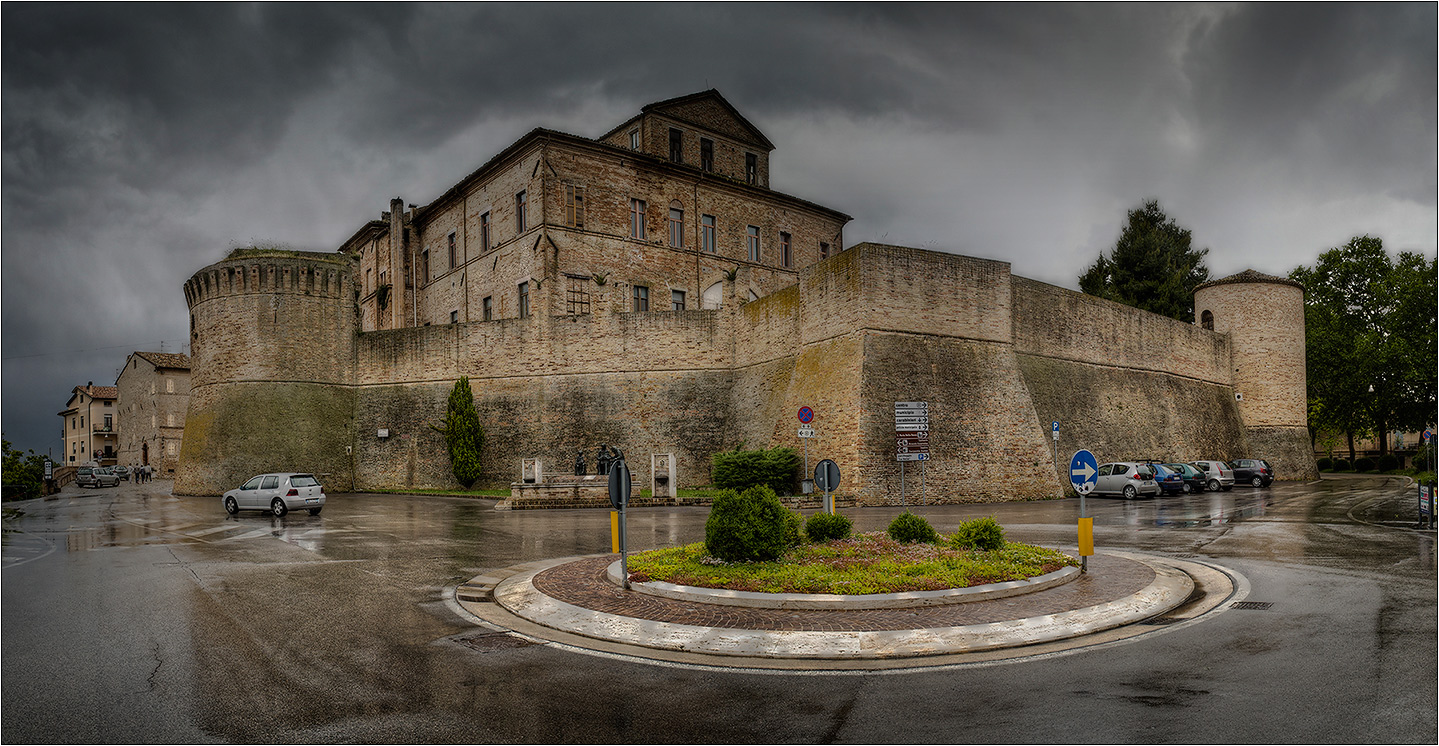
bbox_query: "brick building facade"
[175,91,1316,499]
[115,351,191,475]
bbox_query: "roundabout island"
[454,549,1243,671]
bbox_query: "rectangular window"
[482,296,492,321]
[450,310,459,324]
[565,185,585,229]
[632,285,649,312]
[669,207,684,248]
[518,281,530,318]
[630,199,647,239]
[701,214,716,253]
[421,249,430,282]
[566,276,591,315]
[745,153,757,184]
[166,378,174,393]
[820,242,830,260]
[165,413,172,427]
[747,225,760,262]
[629,129,640,150]
[669,128,683,163]
[671,289,686,311]
[700,138,714,171]
[780,232,791,268]
[480,212,491,251]
[515,192,527,233]
[104,415,112,429]
[448,232,457,269]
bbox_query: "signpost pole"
[921,460,926,506]
[900,461,906,508]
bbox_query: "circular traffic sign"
[815,459,840,491]
[1425,429,1433,442]
[798,406,814,424]
[1069,449,1098,495]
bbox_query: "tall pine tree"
[443,377,484,487]
[1079,200,1211,322]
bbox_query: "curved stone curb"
[606,560,1079,609]
[491,553,1194,659]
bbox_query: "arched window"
[702,282,723,310]
[1201,310,1214,330]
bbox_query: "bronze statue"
[596,444,611,475]
[574,449,586,476]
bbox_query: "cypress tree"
[444,377,484,487]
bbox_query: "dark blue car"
[1149,463,1187,495]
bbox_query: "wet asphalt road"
[2,476,1434,743]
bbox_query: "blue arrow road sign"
[1069,449,1098,495]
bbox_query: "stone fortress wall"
[175,242,1317,499]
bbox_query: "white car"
[1191,460,1235,491]
[1093,462,1161,499]
[222,473,325,517]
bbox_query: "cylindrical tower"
[1194,269,1317,480]
[174,249,360,495]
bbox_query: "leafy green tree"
[2,437,47,501]
[1079,200,1211,322]
[1290,236,1437,457]
[441,377,484,487]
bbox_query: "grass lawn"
[626,532,1078,595]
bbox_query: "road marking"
[219,529,275,543]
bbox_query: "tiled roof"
[1195,268,1305,292]
[134,351,191,370]
[78,385,118,400]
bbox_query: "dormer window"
[669,128,683,163]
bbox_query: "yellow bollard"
[611,510,620,554]
[1078,516,1094,557]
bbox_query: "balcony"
[92,424,114,434]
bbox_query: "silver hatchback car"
[1191,460,1235,491]
[1093,462,1161,499]
[222,473,326,516]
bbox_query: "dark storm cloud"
[2,3,1434,456]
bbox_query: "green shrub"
[887,511,939,544]
[952,516,1006,551]
[804,512,853,543]
[703,485,791,562]
[1354,457,1375,473]
[1415,456,1428,471]
[442,377,484,487]
[1333,458,1351,471]
[711,446,801,495]
[1378,454,1399,472]
[782,509,804,547]
[1316,457,1332,471]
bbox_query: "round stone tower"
[1193,269,1317,480]
[174,249,360,495]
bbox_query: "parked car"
[1149,463,1187,495]
[1163,462,1208,494]
[1191,460,1235,491]
[112,465,131,481]
[222,473,326,517]
[1230,458,1274,488]
[77,466,120,488]
[1093,462,1161,499]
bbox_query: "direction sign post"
[607,449,633,589]
[815,459,841,514]
[895,402,931,505]
[798,407,816,492]
[1069,449,1099,574]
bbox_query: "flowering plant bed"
[626,532,1079,595]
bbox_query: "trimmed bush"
[1333,458,1351,471]
[1354,457,1375,473]
[704,485,791,563]
[712,446,801,495]
[1378,454,1399,472]
[1316,457,1333,471]
[804,512,853,543]
[782,509,804,547]
[952,516,1006,551]
[887,511,939,544]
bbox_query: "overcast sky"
[3,3,1435,457]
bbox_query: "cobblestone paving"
[532,554,1156,632]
